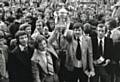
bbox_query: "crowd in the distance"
[0,0,120,82]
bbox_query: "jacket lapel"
[73,39,77,54]
[38,55,48,74]
[15,46,29,66]
[32,49,48,74]
[81,36,87,55]
[104,37,107,55]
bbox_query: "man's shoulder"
[11,46,19,53]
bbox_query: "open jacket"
[31,45,59,82]
[65,31,94,72]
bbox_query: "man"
[0,30,9,82]
[8,31,34,82]
[65,23,95,82]
[31,35,59,82]
[91,24,114,82]
[48,24,67,82]
[110,26,120,82]
[32,19,44,40]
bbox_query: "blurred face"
[5,11,11,18]
[44,26,49,34]
[73,27,83,37]
[19,34,28,46]
[0,12,3,19]
[89,15,94,20]
[44,13,50,21]
[97,26,106,39]
[36,21,43,33]
[0,38,5,45]
[38,40,47,51]
[105,22,110,30]
[25,26,31,35]
[49,20,55,30]
[81,14,87,22]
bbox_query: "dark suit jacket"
[92,37,113,60]
[91,37,114,74]
[8,46,34,82]
[64,30,94,72]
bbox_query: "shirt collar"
[19,45,27,51]
[37,50,47,56]
[75,35,83,41]
[97,37,105,44]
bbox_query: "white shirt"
[19,45,27,51]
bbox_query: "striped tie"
[46,52,54,75]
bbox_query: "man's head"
[36,19,44,34]
[34,35,47,51]
[97,24,106,39]
[19,23,32,35]
[15,31,28,46]
[73,23,83,37]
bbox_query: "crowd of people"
[0,0,120,82]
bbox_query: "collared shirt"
[97,37,105,54]
[19,45,27,51]
[75,35,83,68]
[76,35,83,46]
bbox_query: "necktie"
[99,40,103,56]
[76,38,82,60]
[46,52,54,75]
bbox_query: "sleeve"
[31,61,41,82]
[8,52,17,82]
[87,37,94,72]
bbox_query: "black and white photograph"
[0,0,120,82]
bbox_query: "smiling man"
[8,31,34,82]
[91,23,114,82]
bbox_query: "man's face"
[81,14,87,22]
[25,26,31,35]
[97,27,106,39]
[49,20,55,30]
[38,40,47,51]
[36,22,43,33]
[19,34,28,46]
[73,27,83,37]
[105,22,110,30]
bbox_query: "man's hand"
[85,71,95,77]
[102,59,111,67]
[94,56,105,65]
[89,71,95,77]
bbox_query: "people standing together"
[0,0,120,82]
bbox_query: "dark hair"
[15,30,27,44]
[97,23,104,28]
[3,1,9,6]
[73,23,83,30]
[34,35,47,49]
[109,19,117,29]
[83,23,91,34]
[97,23,107,33]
